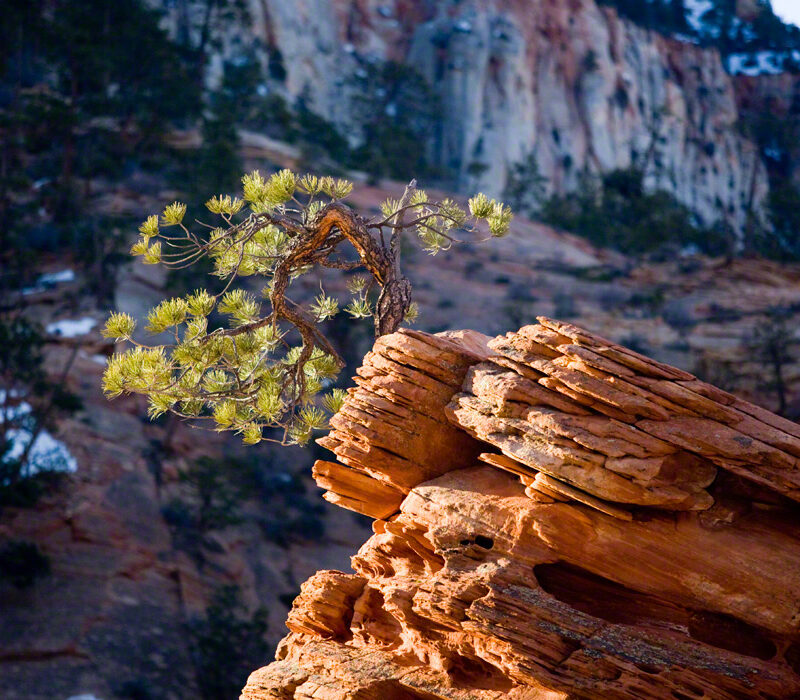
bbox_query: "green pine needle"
[103,312,136,339]
[186,289,215,317]
[161,202,187,226]
[345,297,372,319]
[468,193,493,218]
[138,215,159,238]
[321,388,347,414]
[143,241,162,264]
[403,302,419,324]
[310,293,339,321]
[488,202,513,237]
[206,195,244,215]
[146,298,188,333]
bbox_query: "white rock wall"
[151,0,770,235]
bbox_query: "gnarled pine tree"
[102,170,512,445]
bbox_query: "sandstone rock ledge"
[242,321,800,700]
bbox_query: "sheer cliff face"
[406,0,768,232]
[161,0,768,231]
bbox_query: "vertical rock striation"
[315,328,492,519]
[406,0,768,233]
[242,319,800,699]
[152,0,770,234]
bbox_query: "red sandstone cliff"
[242,320,800,699]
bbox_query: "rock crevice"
[242,320,800,700]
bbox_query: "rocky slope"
[243,320,800,699]
[0,267,370,699]
[5,136,800,697]
[154,0,771,233]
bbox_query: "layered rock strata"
[314,329,493,519]
[242,320,800,700]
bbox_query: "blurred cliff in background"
[2,1,800,698]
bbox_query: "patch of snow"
[32,177,52,190]
[39,269,76,285]
[726,50,800,76]
[67,695,104,700]
[343,42,355,54]
[2,399,78,476]
[4,427,79,475]
[673,32,701,45]
[454,19,473,33]
[22,268,76,295]
[684,0,713,34]
[256,83,268,97]
[46,317,97,338]
[376,6,393,18]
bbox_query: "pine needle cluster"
[103,169,511,445]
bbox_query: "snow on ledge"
[22,268,76,295]
[1,397,78,476]
[726,50,800,76]
[46,317,97,338]
[684,0,714,35]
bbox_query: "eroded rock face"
[243,321,800,699]
[451,318,800,511]
[315,328,493,518]
[406,0,768,234]
[152,0,769,234]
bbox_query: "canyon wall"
[153,0,770,233]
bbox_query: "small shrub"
[747,309,796,415]
[464,259,483,275]
[618,334,650,356]
[0,318,73,510]
[503,151,547,217]
[553,292,577,319]
[692,355,742,395]
[346,60,440,180]
[540,167,733,257]
[115,679,155,700]
[661,300,696,334]
[0,540,50,588]
[188,585,269,700]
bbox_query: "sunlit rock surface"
[243,321,800,699]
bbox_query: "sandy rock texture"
[243,321,800,699]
